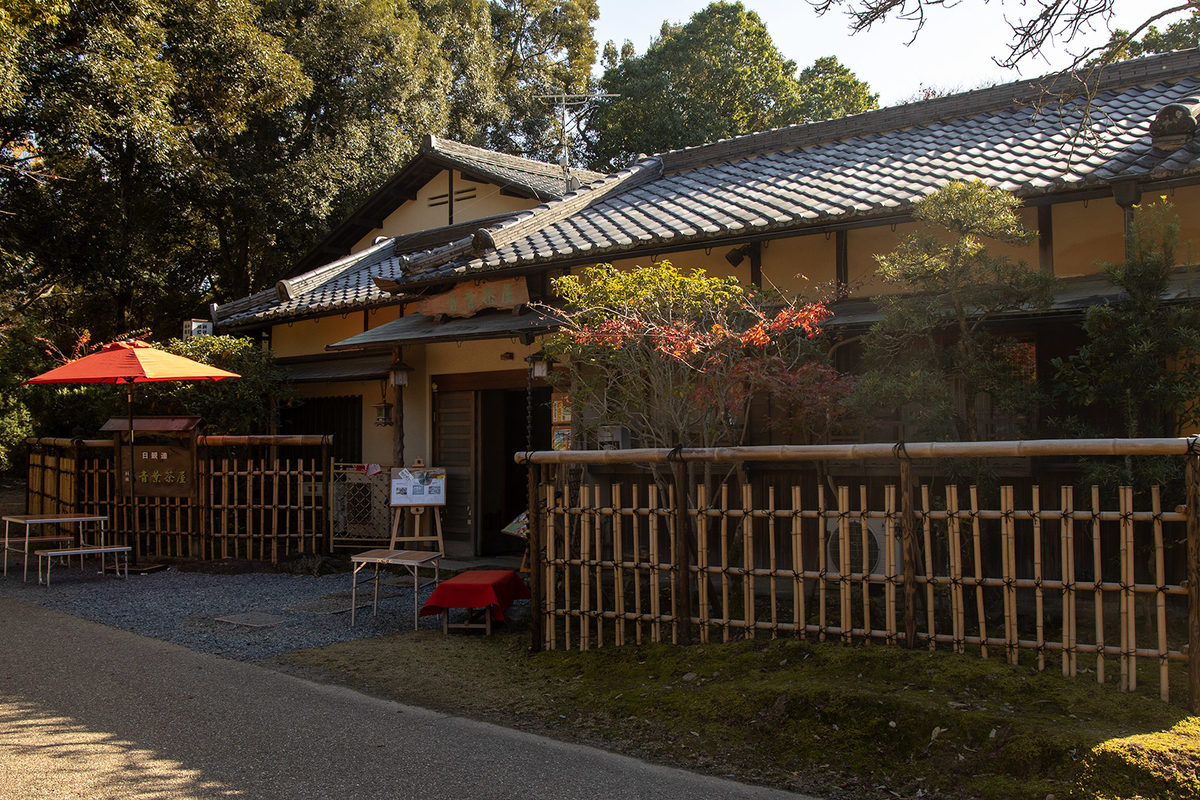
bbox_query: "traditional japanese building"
[214,49,1200,555]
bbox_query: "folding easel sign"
[390,466,447,506]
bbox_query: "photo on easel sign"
[390,466,447,506]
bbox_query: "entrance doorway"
[433,371,550,557]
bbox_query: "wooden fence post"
[72,439,84,517]
[1187,453,1200,713]
[672,458,694,646]
[528,460,544,653]
[900,453,917,649]
[321,437,332,554]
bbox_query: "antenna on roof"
[538,91,619,192]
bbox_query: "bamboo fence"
[521,438,1200,712]
[24,436,331,562]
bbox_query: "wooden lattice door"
[433,390,478,556]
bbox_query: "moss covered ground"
[278,623,1193,798]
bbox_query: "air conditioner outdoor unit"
[824,516,903,578]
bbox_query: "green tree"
[484,0,599,161]
[811,0,1196,71]
[1125,9,1200,57]
[145,335,294,435]
[796,56,879,122]
[0,0,311,335]
[586,2,876,170]
[1053,201,1200,439]
[193,0,450,302]
[856,181,1057,441]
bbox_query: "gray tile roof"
[214,50,1200,330]
[429,137,603,200]
[284,136,602,280]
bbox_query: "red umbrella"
[23,340,240,561]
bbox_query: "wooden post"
[672,459,694,646]
[528,460,544,652]
[72,439,84,518]
[900,456,917,648]
[1186,455,1200,713]
[321,437,332,554]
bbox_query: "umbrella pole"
[127,382,138,566]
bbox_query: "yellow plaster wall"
[762,234,836,298]
[597,250,753,286]
[845,209,1038,298]
[350,170,539,253]
[424,337,540,379]
[366,305,402,328]
[399,344,429,466]
[271,313,367,359]
[848,222,913,297]
[1166,184,1200,264]
[1051,199,1125,277]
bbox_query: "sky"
[591,0,1187,106]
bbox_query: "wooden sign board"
[550,392,571,424]
[390,466,447,506]
[125,445,194,497]
[414,277,529,319]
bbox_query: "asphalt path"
[0,596,817,799]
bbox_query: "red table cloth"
[419,570,530,622]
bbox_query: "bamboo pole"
[818,483,828,642]
[947,485,964,654]
[649,484,661,644]
[581,483,592,651]
[546,482,558,652]
[221,458,230,559]
[792,485,804,641]
[1093,485,1106,686]
[885,485,897,646]
[721,484,731,642]
[633,483,644,646]
[271,458,280,563]
[528,461,544,652]
[594,482,604,650]
[1033,487,1045,672]
[769,486,778,639]
[901,458,917,648]
[972,485,988,659]
[742,483,755,641]
[697,483,710,645]
[1120,485,1135,692]
[1003,486,1018,665]
[922,484,935,651]
[673,462,693,646]
[615,482,627,646]
[838,485,851,644]
[1186,454,1200,712]
[521,438,1200,465]
[860,485,871,643]
[321,443,331,554]
[1153,486,1169,702]
[1062,486,1076,677]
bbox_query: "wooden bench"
[35,545,131,586]
[4,514,108,582]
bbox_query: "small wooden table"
[349,549,443,627]
[420,570,530,635]
[3,514,108,582]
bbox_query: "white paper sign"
[390,467,447,506]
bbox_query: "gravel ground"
[0,557,504,661]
